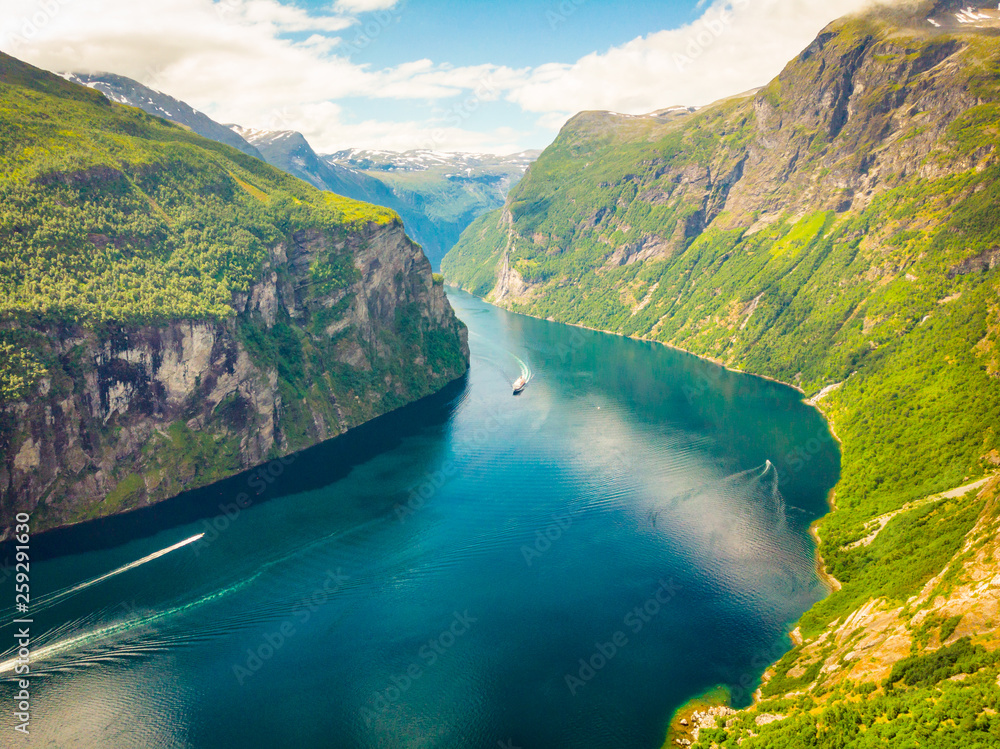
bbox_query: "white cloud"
[334,0,400,12]
[505,0,879,125]
[1,0,900,153]
[240,0,354,32]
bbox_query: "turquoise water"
[0,289,838,748]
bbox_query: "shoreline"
[447,285,847,426]
[0,372,472,562]
[543,308,848,594]
[661,685,731,748]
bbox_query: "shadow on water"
[5,375,469,565]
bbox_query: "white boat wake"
[649,460,786,530]
[13,534,205,620]
[511,352,531,382]
[0,519,371,674]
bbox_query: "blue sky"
[306,0,706,148]
[3,0,878,153]
[323,0,704,69]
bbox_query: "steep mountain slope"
[326,148,538,268]
[0,52,468,535]
[63,72,264,160]
[444,3,1000,745]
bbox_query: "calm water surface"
[0,289,838,748]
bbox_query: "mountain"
[0,52,468,536]
[57,72,535,268]
[227,129,538,269]
[62,72,264,160]
[227,126,399,205]
[444,2,1000,745]
[329,148,539,174]
[228,126,466,267]
[325,148,540,268]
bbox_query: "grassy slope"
[444,13,1000,748]
[0,52,394,335]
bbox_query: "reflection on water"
[0,289,838,748]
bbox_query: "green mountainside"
[444,5,1000,746]
[58,73,533,272]
[0,52,468,533]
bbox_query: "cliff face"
[1,219,467,536]
[0,53,468,535]
[444,6,1000,745]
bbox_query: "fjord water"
[0,289,838,748]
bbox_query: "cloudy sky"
[2,0,881,154]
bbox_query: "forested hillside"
[444,3,1000,745]
[0,52,468,533]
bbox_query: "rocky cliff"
[2,221,467,535]
[0,53,468,536]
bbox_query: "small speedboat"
[512,375,527,395]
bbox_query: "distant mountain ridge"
[326,148,540,268]
[224,124,415,229]
[328,148,540,175]
[57,72,535,267]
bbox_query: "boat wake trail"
[0,573,252,675]
[467,330,532,386]
[649,460,787,530]
[510,352,531,384]
[725,459,786,529]
[0,520,375,675]
[11,534,205,620]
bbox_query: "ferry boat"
[512,375,527,395]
